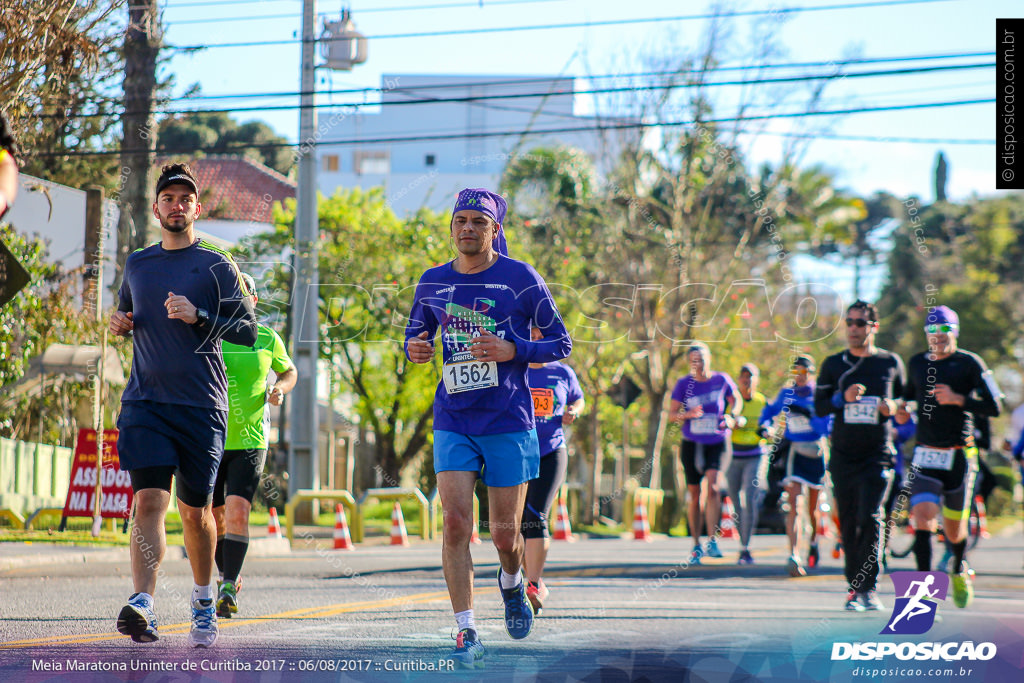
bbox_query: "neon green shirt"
[732,390,767,448]
[222,325,293,450]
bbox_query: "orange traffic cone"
[973,495,990,539]
[390,501,410,546]
[552,490,575,542]
[470,511,482,545]
[720,495,738,539]
[333,504,354,550]
[632,498,652,542]
[267,507,283,539]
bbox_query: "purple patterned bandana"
[452,188,508,256]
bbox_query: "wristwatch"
[192,307,210,328]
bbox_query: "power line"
[165,0,566,24]
[28,96,993,157]
[157,0,557,12]
[164,0,953,50]
[169,51,995,102]
[757,130,993,145]
[41,62,992,120]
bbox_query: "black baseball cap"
[792,354,816,373]
[155,164,199,197]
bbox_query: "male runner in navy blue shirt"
[110,163,257,648]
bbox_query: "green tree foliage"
[1,0,126,190]
[157,111,295,176]
[876,193,1024,366]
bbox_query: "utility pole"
[289,0,321,522]
[117,0,160,280]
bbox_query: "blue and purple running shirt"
[527,361,584,455]
[405,255,571,436]
[671,372,738,445]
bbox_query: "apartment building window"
[354,150,390,175]
[425,154,436,167]
[323,154,339,172]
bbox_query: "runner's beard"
[162,218,190,233]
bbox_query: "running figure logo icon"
[881,571,949,635]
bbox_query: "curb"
[0,547,126,571]
[247,536,292,556]
[0,537,294,571]
[0,545,187,572]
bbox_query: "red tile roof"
[160,155,295,223]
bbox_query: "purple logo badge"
[881,571,949,635]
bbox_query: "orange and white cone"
[333,504,354,550]
[973,495,990,539]
[470,511,482,545]
[390,501,410,546]
[267,507,284,539]
[633,498,652,542]
[552,491,575,542]
[720,495,738,539]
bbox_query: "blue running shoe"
[498,570,534,640]
[705,538,723,559]
[117,593,159,643]
[738,549,755,565]
[689,544,703,565]
[188,598,218,648]
[448,628,485,668]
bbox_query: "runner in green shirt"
[213,274,297,618]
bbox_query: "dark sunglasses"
[845,318,873,328]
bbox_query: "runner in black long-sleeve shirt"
[815,300,905,613]
[110,163,257,649]
[901,305,1002,608]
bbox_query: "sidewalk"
[0,536,290,571]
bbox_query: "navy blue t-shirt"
[404,255,572,436]
[527,361,583,455]
[118,239,258,411]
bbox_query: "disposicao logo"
[830,571,997,663]
[882,571,948,635]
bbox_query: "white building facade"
[316,73,636,215]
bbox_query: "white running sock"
[455,609,475,632]
[193,583,215,602]
[499,568,521,589]
[133,592,153,607]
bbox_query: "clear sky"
[158,0,1015,296]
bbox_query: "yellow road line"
[0,589,457,650]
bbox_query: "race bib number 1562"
[443,360,498,394]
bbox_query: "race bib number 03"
[531,388,555,417]
[844,397,879,424]
[443,360,498,394]
[691,415,719,435]
[912,446,956,471]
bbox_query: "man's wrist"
[191,307,210,328]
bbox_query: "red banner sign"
[61,429,133,519]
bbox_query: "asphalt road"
[2,530,1023,683]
